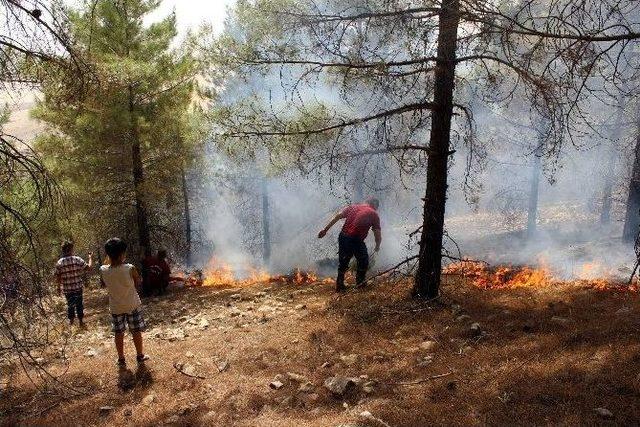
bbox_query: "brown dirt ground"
[2,274,640,426]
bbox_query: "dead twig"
[367,255,419,283]
[392,371,454,386]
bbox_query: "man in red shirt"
[318,197,382,292]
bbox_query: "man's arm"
[318,211,347,238]
[86,252,94,269]
[373,228,382,252]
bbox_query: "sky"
[149,0,237,35]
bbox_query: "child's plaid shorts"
[111,308,146,333]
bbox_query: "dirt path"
[2,277,640,426]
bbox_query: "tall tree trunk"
[181,166,192,266]
[129,86,151,251]
[413,0,460,299]
[623,129,640,242]
[601,178,614,224]
[601,99,623,224]
[526,143,542,238]
[262,179,271,265]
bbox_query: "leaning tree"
[208,0,640,298]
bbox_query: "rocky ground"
[2,274,640,426]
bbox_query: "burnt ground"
[2,275,640,426]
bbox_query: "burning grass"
[176,258,335,288]
[444,260,636,293]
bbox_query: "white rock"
[164,414,180,424]
[419,341,438,351]
[470,323,482,335]
[417,355,434,367]
[299,382,315,393]
[594,407,613,418]
[142,393,156,405]
[217,360,229,372]
[324,376,356,396]
[198,318,210,329]
[362,383,375,393]
[269,380,284,390]
[286,372,306,382]
[182,364,197,376]
[340,354,359,366]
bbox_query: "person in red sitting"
[155,249,171,295]
[318,197,382,292]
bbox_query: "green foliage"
[34,0,205,258]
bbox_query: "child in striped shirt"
[55,241,93,327]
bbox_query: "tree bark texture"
[414,0,460,299]
[262,179,271,265]
[129,85,151,252]
[623,128,640,242]
[526,142,543,239]
[181,166,192,266]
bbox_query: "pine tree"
[34,0,202,256]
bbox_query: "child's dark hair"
[104,238,127,262]
[61,240,74,256]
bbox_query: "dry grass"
[2,275,640,426]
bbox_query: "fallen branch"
[392,371,454,386]
[367,255,419,283]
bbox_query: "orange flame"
[444,260,635,293]
[183,257,332,288]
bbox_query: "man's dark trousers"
[64,290,84,321]
[337,233,369,290]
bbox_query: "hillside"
[2,274,639,426]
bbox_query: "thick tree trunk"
[129,86,151,251]
[262,179,271,265]
[526,143,542,238]
[623,130,640,242]
[413,0,460,299]
[181,167,192,266]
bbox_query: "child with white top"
[100,238,148,366]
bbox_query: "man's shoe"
[336,285,347,293]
